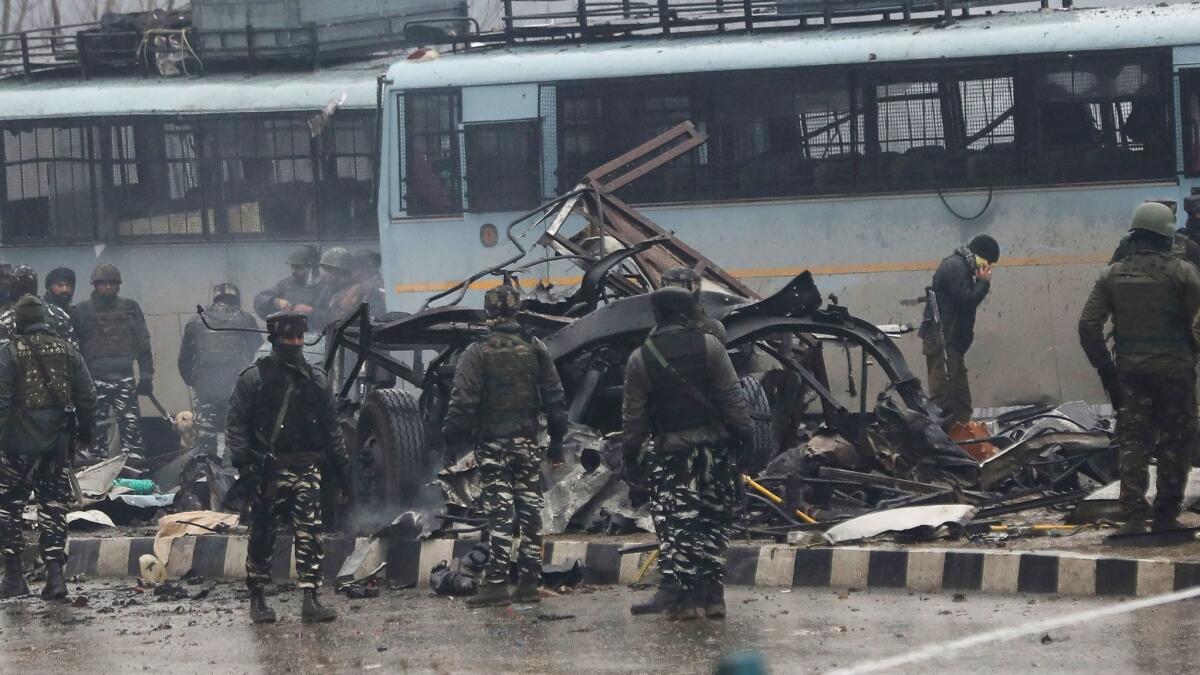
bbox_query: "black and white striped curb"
[61,537,1200,598]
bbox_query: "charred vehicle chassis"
[324,123,960,528]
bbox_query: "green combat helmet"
[484,285,521,319]
[287,245,320,267]
[91,263,122,284]
[662,267,702,300]
[319,247,354,272]
[1130,201,1177,238]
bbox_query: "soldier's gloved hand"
[136,378,154,396]
[1097,362,1123,409]
[547,437,565,467]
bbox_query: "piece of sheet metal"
[820,504,978,545]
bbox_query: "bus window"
[110,121,205,237]
[317,112,376,236]
[1,123,101,242]
[1181,70,1200,176]
[1028,54,1171,183]
[209,116,316,237]
[558,82,695,204]
[465,120,540,212]
[404,91,462,216]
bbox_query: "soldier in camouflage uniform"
[0,296,96,600]
[623,287,752,620]
[311,247,358,327]
[72,264,153,462]
[0,266,76,347]
[178,284,262,458]
[226,311,349,624]
[1081,202,1200,533]
[253,245,320,321]
[442,285,568,608]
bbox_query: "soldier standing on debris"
[918,235,1000,427]
[43,267,76,316]
[178,284,262,459]
[622,287,752,620]
[0,266,76,347]
[1079,202,1200,532]
[0,296,96,600]
[661,267,726,343]
[72,264,153,462]
[226,311,348,624]
[442,285,568,608]
[253,245,320,321]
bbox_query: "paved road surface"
[0,580,1198,673]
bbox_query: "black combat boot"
[630,578,679,616]
[667,587,701,621]
[512,574,540,604]
[40,560,67,601]
[0,555,28,599]
[466,581,511,608]
[248,588,276,624]
[704,581,726,620]
[301,588,337,623]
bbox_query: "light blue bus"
[376,2,1200,409]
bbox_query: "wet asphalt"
[0,579,1198,674]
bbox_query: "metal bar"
[657,0,671,35]
[859,347,869,415]
[584,121,704,190]
[504,0,515,42]
[19,33,31,83]
[578,0,591,39]
[308,22,320,70]
[246,23,257,74]
[816,467,947,495]
[973,489,1088,520]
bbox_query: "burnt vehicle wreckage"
[320,123,1125,545]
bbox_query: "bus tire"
[353,388,433,522]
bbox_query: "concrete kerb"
[57,536,1200,599]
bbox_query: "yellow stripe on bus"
[393,252,1113,294]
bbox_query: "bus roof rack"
[468,0,1072,49]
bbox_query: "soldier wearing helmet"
[1080,202,1200,533]
[622,287,752,621]
[1110,200,1200,269]
[442,284,568,609]
[310,247,358,326]
[0,266,76,348]
[324,249,387,325]
[226,310,348,625]
[72,263,153,464]
[253,245,320,321]
[178,283,262,459]
[917,234,1000,428]
[661,267,726,343]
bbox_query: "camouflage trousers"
[0,454,71,563]
[476,437,544,585]
[94,377,144,457]
[246,463,324,590]
[654,443,735,592]
[192,397,228,458]
[1116,372,1196,521]
[645,444,676,585]
[924,342,973,426]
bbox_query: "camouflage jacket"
[442,319,568,444]
[0,326,97,456]
[0,300,77,349]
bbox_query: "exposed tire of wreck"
[738,376,777,475]
[352,388,431,526]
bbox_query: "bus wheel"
[351,388,435,529]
